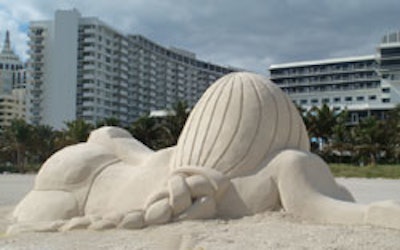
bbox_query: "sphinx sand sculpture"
[8,72,400,233]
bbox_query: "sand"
[0,174,399,249]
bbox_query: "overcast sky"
[0,0,399,74]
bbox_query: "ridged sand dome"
[172,72,309,178]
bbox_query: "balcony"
[82,110,95,116]
[83,46,96,52]
[83,55,96,62]
[83,37,97,43]
[83,83,95,89]
[82,74,95,80]
[83,64,96,71]
[83,92,95,98]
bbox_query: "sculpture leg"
[270,150,367,225]
[7,190,78,234]
[13,190,79,222]
[270,149,400,229]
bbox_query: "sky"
[0,0,400,74]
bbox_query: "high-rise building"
[28,9,236,129]
[0,31,27,128]
[127,35,235,118]
[269,32,400,124]
[0,31,25,93]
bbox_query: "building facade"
[0,31,27,128]
[28,9,236,129]
[0,89,26,127]
[269,33,400,123]
[127,35,234,118]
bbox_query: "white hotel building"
[28,9,236,129]
[269,32,400,124]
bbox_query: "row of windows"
[0,63,23,70]
[294,95,379,105]
[283,81,380,94]
[131,36,233,74]
[271,61,376,76]
[276,72,378,84]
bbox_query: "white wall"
[42,9,80,129]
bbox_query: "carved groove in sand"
[8,72,400,233]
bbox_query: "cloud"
[1,0,400,73]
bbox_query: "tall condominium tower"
[28,9,236,129]
[269,32,400,124]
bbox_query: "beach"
[0,174,399,249]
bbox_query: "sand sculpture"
[8,72,400,233]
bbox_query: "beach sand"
[0,174,399,249]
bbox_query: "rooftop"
[269,55,376,69]
[0,30,21,63]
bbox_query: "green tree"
[160,100,190,147]
[303,104,340,154]
[95,117,121,128]
[351,116,385,166]
[30,124,57,164]
[328,110,352,163]
[305,104,338,142]
[1,119,32,172]
[129,115,163,150]
[62,119,94,146]
[382,104,400,163]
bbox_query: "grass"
[329,164,400,179]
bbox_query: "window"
[300,99,308,105]
[351,113,359,123]
[334,97,341,103]
[382,88,391,93]
[345,96,352,102]
[382,98,391,103]
[369,95,377,100]
[356,96,365,101]
[311,99,318,104]
[322,98,330,104]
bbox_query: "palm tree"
[30,124,57,164]
[1,119,32,172]
[95,117,121,128]
[382,104,400,163]
[304,104,339,152]
[351,116,384,166]
[329,110,352,163]
[129,115,162,150]
[160,100,190,147]
[61,119,94,146]
[0,127,15,168]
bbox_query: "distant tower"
[0,30,27,127]
[2,30,11,53]
[0,30,24,93]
